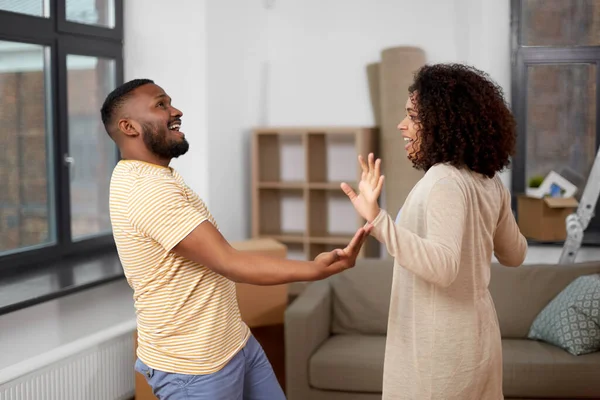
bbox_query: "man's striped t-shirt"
[109,160,249,374]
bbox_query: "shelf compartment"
[306,132,358,183]
[257,188,306,236]
[254,132,305,183]
[308,189,362,237]
[282,242,308,261]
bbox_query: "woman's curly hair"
[408,63,516,178]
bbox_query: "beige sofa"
[285,259,600,400]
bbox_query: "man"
[101,78,370,399]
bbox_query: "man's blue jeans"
[135,335,286,399]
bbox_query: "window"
[0,0,50,18]
[511,0,600,243]
[0,41,54,255]
[0,0,123,272]
[65,0,115,28]
[66,55,117,240]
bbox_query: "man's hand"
[309,224,372,280]
[341,153,384,222]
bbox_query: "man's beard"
[141,122,189,159]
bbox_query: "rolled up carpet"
[379,46,426,215]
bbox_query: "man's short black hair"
[100,78,154,135]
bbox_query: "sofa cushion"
[528,274,600,355]
[309,334,385,393]
[330,258,393,335]
[502,338,600,398]
[489,261,600,338]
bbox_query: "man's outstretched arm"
[127,175,370,285]
[173,220,371,285]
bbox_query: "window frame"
[56,0,123,40]
[510,0,600,240]
[0,0,123,274]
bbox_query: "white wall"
[267,0,462,125]
[202,0,512,240]
[205,0,269,241]
[122,0,512,240]
[123,0,210,201]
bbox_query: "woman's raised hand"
[341,153,384,222]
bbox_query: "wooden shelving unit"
[251,127,380,262]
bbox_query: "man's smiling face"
[123,83,189,159]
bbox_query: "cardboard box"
[230,238,288,328]
[517,195,579,242]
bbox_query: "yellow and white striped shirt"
[109,160,249,374]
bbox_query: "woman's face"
[397,95,421,161]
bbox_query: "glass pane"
[0,41,55,254]
[0,0,49,17]
[66,0,115,28]
[66,55,117,240]
[526,63,597,195]
[522,0,600,46]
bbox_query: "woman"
[341,63,527,400]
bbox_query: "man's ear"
[118,118,140,137]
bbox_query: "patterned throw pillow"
[528,274,600,356]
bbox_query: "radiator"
[0,321,136,400]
